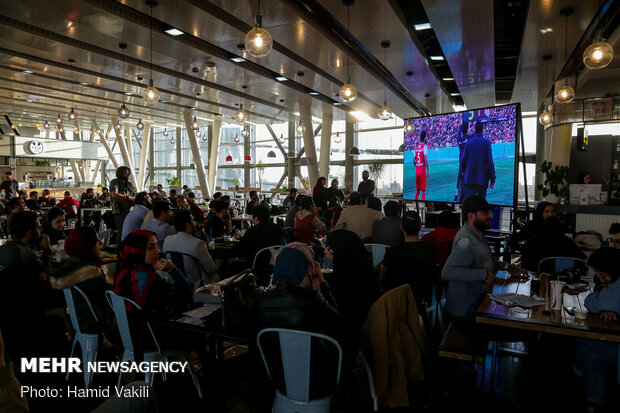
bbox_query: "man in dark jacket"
[457,122,496,201]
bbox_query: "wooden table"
[476,273,620,343]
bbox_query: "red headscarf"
[114,229,158,307]
[64,227,104,267]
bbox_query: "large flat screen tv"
[403,103,519,206]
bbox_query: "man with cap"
[442,195,524,320]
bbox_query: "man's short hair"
[402,211,422,236]
[588,247,620,281]
[187,192,196,199]
[475,121,483,133]
[249,190,258,198]
[461,195,490,215]
[42,189,50,195]
[212,192,222,200]
[182,185,188,190]
[221,195,231,202]
[252,205,270,223]
[153,200,171,219]
[294,195,306,208]
[169,189,177,196]
[29,191,38,198]
[135,191,149,206]
[438,210,458,228]
[301,196,314,211]
[173,209,193,232]
[5,170,12,176]
[289,187,297,195]
[367,196,382,211]
[157,184,162,188]
[211,200,228,214]
[86,188,94,194]
[420,130,427,142]
[101,187,108,192]
[609,223,620,235]
[10,211,38,238]
[64,191,71,197]
[348,191,361,206]
[383,200,400,217]
[115,166,130,179]
[8,197,21,210]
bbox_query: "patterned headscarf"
[273,242,320,291]
[114,229,157,307]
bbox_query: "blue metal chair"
[104,291,203,397]
[364,243,389,267]
[64,286,101,389]
[257,328,342,413]
[537,256,587,273]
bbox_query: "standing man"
[0,171,18,200]
[414,131,429,201]
[457,122,496,201]
[110,166,136,243]
[357,170,375,203]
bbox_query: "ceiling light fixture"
[349,146,360,156]
[555,9,575,104]
[308,91,319,96]
[241,126,249,138]
[226,155,233,162]
[583,1,613,69]
[245,0,273,58]
[334,131,342,144]
[229,56,246,63]
[136,119,145,130]
[164,27,183,36]
[170,137,175,144]
[234,134,240,143]
[279,133,285,143]
[118,43,131,119]
[163,101,169,136]
[67,59,77,121]
[296,119,306,136]
[143,1,161,103]
[539,55,554,126]
[414,23,432,31]
[267,150,276,158]
[429,56,444,61]
[378,40,393,120]
[22,70,33,74]
[192,116,200,130]
[339,0,357,103]
[235,82,248,122]
[275,76,287,82]
[404,71,415,133]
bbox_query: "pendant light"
[170,137,175,145]
[55,67,63,126]
[201,134,208,142]
[245,0,273,58]
[404,71,415,133]
[143,1,160,103]
[241,125,249,138]
[43,77,51,129]
[234,134,240,143]
[348,146,360,156]
[136,119,145,130]
[539,55,554,126]
[279,133,285,143]
[296,119,306,136]
[244,154,252,162]
[339,0,357,103]
[555,9,575,104]
[192,116,200,130]
[267,150,276,158]
[226,155,233,162]
[334,132,342,144]
[196,129,202,138]
[162,101,169,136]
[378,40,393,120]
[583,1,614,69]
[235,83,247,122]
[67,59,77,121]
[118,43,131,119]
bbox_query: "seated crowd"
[1,173,620,412]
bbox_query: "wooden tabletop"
[476,273,620,343]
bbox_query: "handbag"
[220,269,257,333]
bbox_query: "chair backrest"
[98,229,112,247]
[63,286,99,336]
[105,291,161,355]
[538,256,587,273]
[257,328,342,402]
[365,243,390,267]
[252,245,285,270]
[163,251,201,285]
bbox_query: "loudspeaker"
[576,127,588,152]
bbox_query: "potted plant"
[537,160,570,203]
[232,178,240,191]
[166,176,181,192]
[367,162,386,195]
[256,160,266,192]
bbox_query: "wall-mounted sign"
[27,140,45,154]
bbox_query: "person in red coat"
[187,192,205,221]
[56,191,80,218]
[421,210,459,271]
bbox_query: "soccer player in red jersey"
[414,131,429,201]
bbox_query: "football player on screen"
[414,130,429,201]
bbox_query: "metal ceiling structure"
[0,0,616,132]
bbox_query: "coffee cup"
[550,280,566,310]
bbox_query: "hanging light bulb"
[163,128,169,137]
[136,119,145,130]
[201,135,208,142]
[555,78,575,104]
[234,134,240,143]
[378,101,393,120]
[334,132,342,144]
[296,120,306,135]
[583,30,613,70]
[339,77,357,103]
[68,108,77,121]
[191,116,199,130]
[235,106,247,122]
[169,137,175,145]
[43,120,51,129]
[143,79,160,103]
[539,107,553,126]
[118,103,130,119]
[56,114,63,125]
[404,121,415,133]
[196,130,202,138]
[67,59,78,121]
[241,127,249,138]
[245,0,273,58]
[136,132,142,140]
[278,133,285,143]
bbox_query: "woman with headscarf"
[114,229,191,318]
[256,242,339,334]
[312,176,328,211]
[41,206,67,246]
[513,201,554,243]
[294,196,326,244]
[48,226,119,348]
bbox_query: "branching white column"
[319,105,333,178]
[299,102,319,185]
[58,128,84,185]
[112,116,137,188]
[92,121,119,172]
[183,109,210,198]
[207,118,221,195]
[137,123,151,192]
